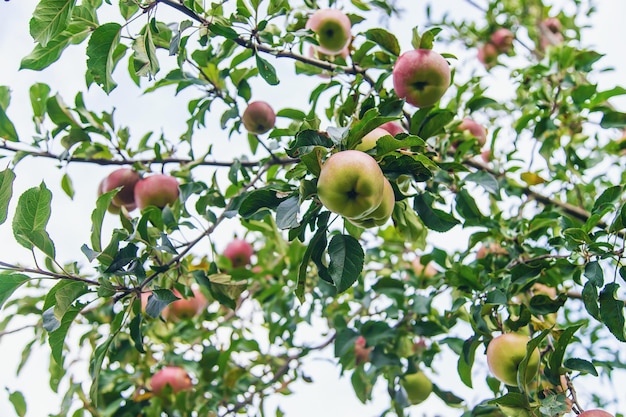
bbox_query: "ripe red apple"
[486,333,541,386]
[150,366,193,395]
[401,371,433,405]
[411,257,437,278]
[162,287,208,321]
[223,238,254,268]
[457,118,488,147]
[242,101,276,135]
[543,17,562,34]
[305,8,352,55]
[316,150,385,219]
[348,177,395,228]
[134,174,179,210]
[393,49,451,108]
[478,42,499,69]
[354,335,372,365]
[100,168,141,210]
[490,28,514,53]
[355,127,389,152]
[379,121,406,136]
[579,411,614,417]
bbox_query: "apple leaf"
[205,273,247,310]
[416,109,454,139]
[48,304,81,365]
[374,134,425,156]
[87,22,123,93]
[346,108,398,150]
[256,54,280,86]
[517,328,550,390]
[457,336,480,388]
[599,283,626,342]
[276,196,300,229]
[0,273,30,311]
[145,289,179,318]
[328,234,364,294]
[563,358,598,376]
[286,129,333,157]
[7,390,26,417]
[414,192,460,233]
[0,169,15,225]
[29,0,75,47]
[365,28,400,56]
[581,281,600,320]
[418,27,443,50]
[0,103,19,142]
[12,183,56,259]
[89,189,117,254]
[129,313,146,353]
[239,189,286,218]
[600,110,626,129]
[545,323,583,385]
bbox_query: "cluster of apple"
[477,27,515,69]
[97,168,179,214]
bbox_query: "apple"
[539,18,564,50]
[305,8,352,55]
[242,101,276,135]
[401,371,433,405]
[478,42,499,69]
[393,49,451,108]
[134,174,179,210]
[150,366,193,395]
[162,287,208,321]
[490,28,514,53]
[379,121,406,136]
[411,256,437,278]
[354,335,372,365]
[348,177,395,228]
[476,242,507,259]
[543,17,562,34]
[457,118,488,147]
[480,149,492,163]
[355,127,389,152]
[223,238,254,268]
[316,150,385,219]
[486,333,541,386]
[100,168,141,210]
[579,411,614,417]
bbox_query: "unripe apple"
[223,238,254,268]
[162,287,208,321]
[457,118,488,147]
[401,371,433,405]
[317,150,385,219]
[100,168,141,210]
[579,411,614,417]
[478,42,499,69]
[379,121,406,136]
[393,49,451,108]
[347,177,395,228]
[486,333,541,386]
[242,101,276,135]
[134,174,179,210]
[354,335,372,365]
[355,127,389,152]
[490,28,514,53]
[305,8,352,55]
[150,366,193,395]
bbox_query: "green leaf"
[464,171,499,195]
[239,189,284,218]
[599,283,626,342]
[528,293,566,315]
[455,188,484,222]
[584,261,604,287]
[417,109,454,139]
[467,96,498,112]
[202,273,247,310]
[346,108,398,150]
[546,324,583,384]
[87,23,123,93]
[328,234,364,294]
[89,332,115,406]
[0,273,30,310]
[7,390,27,417]
[12,183,56,259]
[61,173,75,199]
[0,105,19,142]
[563,358,598,376]
[21,23,92,71]
[0,169,15,225]
[256,54,279,86]
[48,305,81,365]
[364,28,401,56]
[129,313,146,353]
[145,289,179,318]
[91,189,117,253]
[276,196,300,229]
[208,22,238,39]
[600,110,626,129]
[286,130,333,158]
[29,0,75,47]
[592,185,622,214]
[131,30,160,78]
[518,329,550,389]
[457,336,479,388]
[414,193,460,232]
[582,281,600,320]
[53,281,87,320]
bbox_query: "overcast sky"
[1,1,625,416]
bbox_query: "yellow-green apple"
[393,49,451,108]
[134,174,179,210]
[412,256,437,278]
[100,168,141,210]
[348,177,395,228]
[486,333,541,386]
[223,238,254,268]
[579,411,614,417]
[150,366,193,395]
[316,150,385,219]
[379,121,406,136]
[490,28,514,53]
[355,127,389,152]
[401,371,433,405]
[242,101,276,135]
[457,118,488,148]
[162,287,208,321]
[478,42,499,69]
[305,8,352,55]
[354,335,372,365]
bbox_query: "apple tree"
[1,0,626,416]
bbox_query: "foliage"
[1,0,626,416]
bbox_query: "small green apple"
[242,101,276,135]
[486,333,541,386]
[393,49,451,108]
[317,150,385,219]
[401,371,433,405]
[305,8,352,55]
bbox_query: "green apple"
[150,366,193,395]
[392,49,451,108]
[317,150,385,219]
[305,8,352,55]
[491,28,514,53]
[242,101,276,135]
[347,177,394,228]
[401,371,433,405]
[134,174,179,210]
[355,127,389,152]
[486,333,541,386]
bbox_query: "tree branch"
[0,261,101,286]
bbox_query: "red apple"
[490,28,514,53]
[393,49,451,108]
[150,366,193,395]
[317,150,385,219]
[354,335,372,365]
[100,168,141,210]
[543,17,562,34]
[305,8,352,55]
[162,287,208,321]
[478,42,499,69]
[457,118,488,147]
[379,121,406,136]
[223,238,254,268]
[486,333,541,386]
[242,101,276,135]
[134,174,179,210]
[579,411,614,417]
